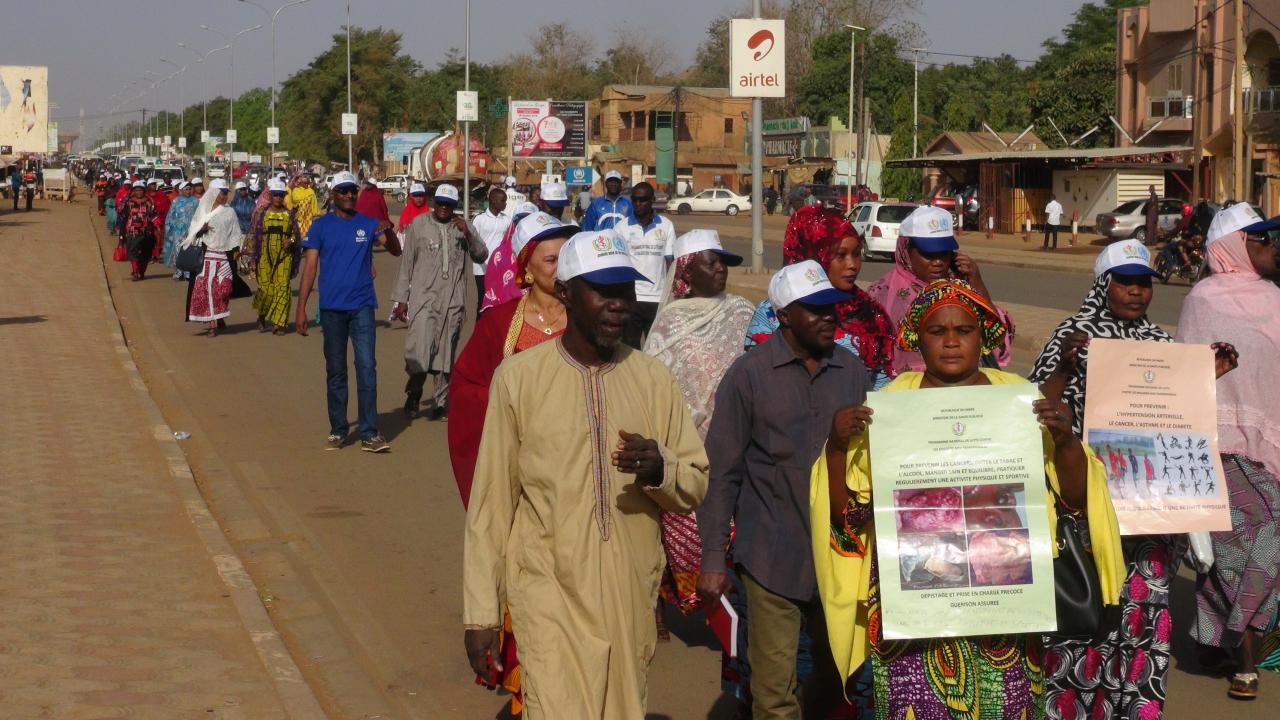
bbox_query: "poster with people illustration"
[867,384,1057,639]
[1083,338,1232,534]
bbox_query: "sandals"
[272,326,286,335]
[1228,672,1259,700]
[257,319,269,333]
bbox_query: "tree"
[596,31,676,87]
[278,27,418,167]
[1029,46,1116,148]
[1036,0,1148,77]
[499,23,599,100]
[404,52,507,151]
[794,31,912,129]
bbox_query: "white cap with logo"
[556,230,650,284]
[540,180,570,207]
[667,228,743,266]
[512,212,578,259]
[504,175,517,187]
[209,178,230,193]
[1094,239,1158,277]
[604,170,623,181]
[329,171,358,190]
[267,178,288,193]
[234,180,247,190]
[898,205,960,252]
[434,184,460,204]
[511,201,540,221]
[1206,202,1280,246]
[767,260,851,309]
[409,182,427,195]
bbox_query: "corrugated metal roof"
[888,145,1192,167]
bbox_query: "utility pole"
[855,40,866,187]
[673,86,681,190]
[463,0,471,218]
[1191,0,1203,201]
[346,0,353,171]
[1234,0,1245,201]
[912,47,922,158]
[844,25,864,210]
[750,0,763,274]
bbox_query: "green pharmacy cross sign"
[488,99,508,118]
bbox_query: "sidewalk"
[0,200,324,718]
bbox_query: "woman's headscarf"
[783,205,896,375]
[398,195,431,231]
[1028,272,1173,437]
[182,186,241,252]
[481,202,540,312]
[286,174,319,237]
[1177,230,1280,478]
[896,278,1008,357]
[356,182,391,225]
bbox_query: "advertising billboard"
[510,100,587,159]
[383,131,438,162]
[0,65,49,153]
[729,19,786,98]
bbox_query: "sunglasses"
[332,186,358,195]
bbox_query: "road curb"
[86,213,329,720]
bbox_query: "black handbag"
[1046,489,1108,641]
[175,242,206,274]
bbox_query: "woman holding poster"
[811,279,1125,719]
[1176,203,1280,701]
[1030,239,1236,718]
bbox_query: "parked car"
[672,188,752,215]
[926,185,980,229]
[1095,197,1188,243]
[376,174,410,192]
[848,201,918,259]
[206,162,226,179]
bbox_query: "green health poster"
[866,384,1057,639]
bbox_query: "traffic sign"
[226,129,238,144]
[266,127,279,144]
[178,137,187,148]
[457,91,479,122]
[200,130,210,143]
[341,113,358,135]
[163,135,171,146]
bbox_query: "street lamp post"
[160,58,186,143]
[178,42,231,152]
[346,0,353,171]
[238,0,312,169]
[463,0,471,218]
[843,24,865,213]
[202,23,262,178]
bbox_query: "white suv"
[848,202,918,259]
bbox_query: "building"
[1116,0,1280,210]
[589,84,751,194]
[753,116,891,195]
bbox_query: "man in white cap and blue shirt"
[295,170,402,452]
[390,183,488,421]
[615,180,676,347]
[463,229,708,719]
[699,260,865,719]
[581,170,635,231]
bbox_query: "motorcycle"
[1153,237,1208,285]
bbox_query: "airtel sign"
[729,19,786,98]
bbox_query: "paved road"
[80,198,1255,718]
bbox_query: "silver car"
[1095,198,1185,243]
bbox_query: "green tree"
[279,27,418,167]
[1036,0,1148,77]
[795,31,912,129]
[1029,45,1116,148]
[404,53,507,151]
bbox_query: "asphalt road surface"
[91,202,1246,719]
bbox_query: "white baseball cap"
[209,178,230,193]
[504,175,517,187]
[267,178,287,193]
[434,184,460,205]
[513,212,578,259]
[176,181,189,190]
[556,230,650,285]
[1206,202,1280,245]
[190,177,204,185]
[767,260,850,309]
[512,201,539,221]
[148,177,160,186]
[604,170,623,181]
[234,180,247,190]
[328,170,358,190]
[409,182,427,195]
[899,205,959,253]
[540,181,570,207]
[668,228,742,266]
[1095,239,1158,278]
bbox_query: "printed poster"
[866,384,1057,640]
[510,100,587,159]
[1083,338,1231,534]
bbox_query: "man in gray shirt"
[698,261,870,719]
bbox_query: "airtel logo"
[748,29,775,61]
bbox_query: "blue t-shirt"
[302,212,381,311]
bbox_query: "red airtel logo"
[748,29,775,61]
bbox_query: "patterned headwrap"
[897,279,1008,355]
[782,204,897,375]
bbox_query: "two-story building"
[1117,0,1280,210]
[589,84,751,194]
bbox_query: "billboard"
[0,65,49,153]
[383,131,438,162]
[729,19,786,98]
[510,100,587,159]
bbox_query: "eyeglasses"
[1246,234,1279,247]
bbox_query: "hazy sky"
[1,0,1084,140]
